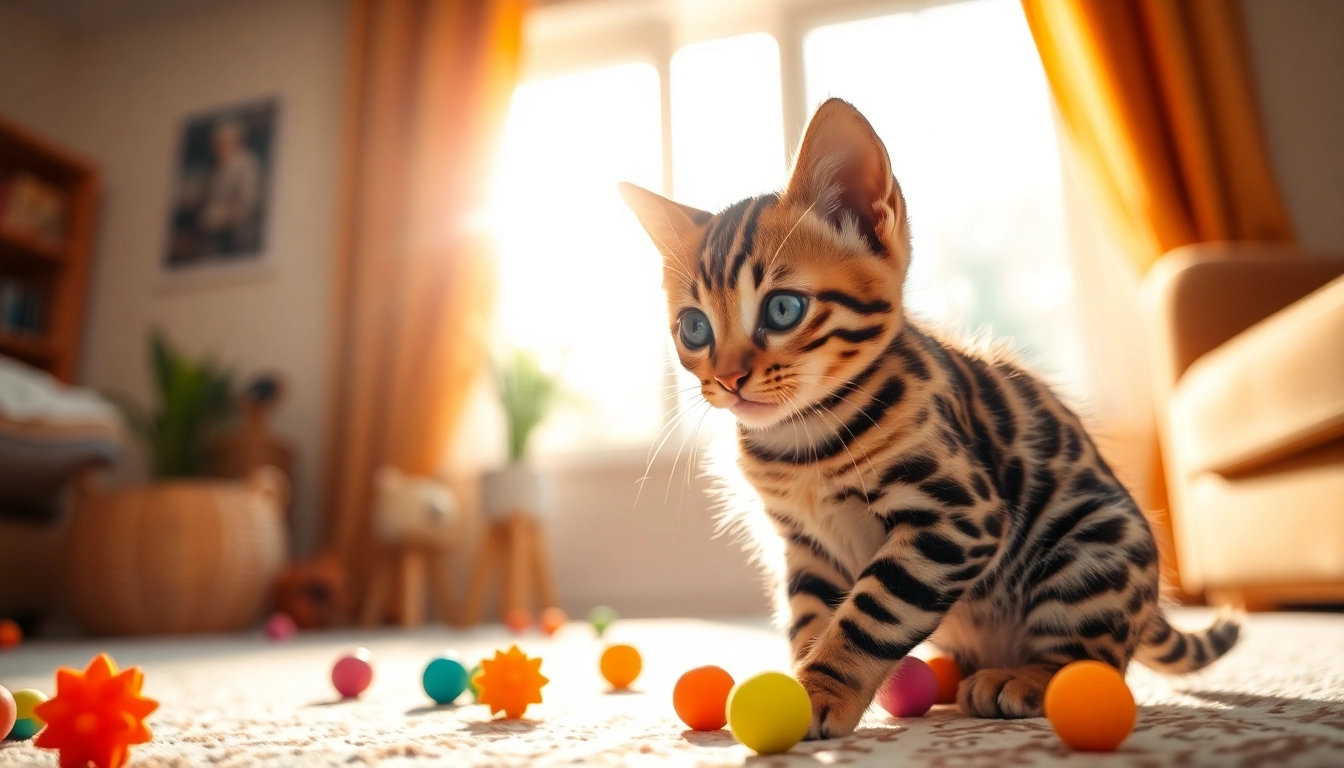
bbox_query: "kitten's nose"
[715,370,749,393]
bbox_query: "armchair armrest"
[1143,243,1344,391]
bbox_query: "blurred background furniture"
[1145,243,1344,610]
[0,355,120,632]
[0,115,99,383]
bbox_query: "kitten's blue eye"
[762,292,807,331]
[679,309,712,349]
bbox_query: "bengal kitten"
[620,98,1239,739]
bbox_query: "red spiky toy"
[32,653,158,768]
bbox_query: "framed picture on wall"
[162,97,279,285]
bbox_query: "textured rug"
[2,610,1343,767]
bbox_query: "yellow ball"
[600,644,642,689]
[726,672,810,755]
[12,689,45,725]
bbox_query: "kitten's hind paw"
[957,665,1057,718]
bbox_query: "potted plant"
[480,347,562,520]
[65,331,288,636]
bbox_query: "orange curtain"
[323,0,525,597]
[1021,0,1293,273]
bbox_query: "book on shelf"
[0,277,46,335]
[0,171,69,249]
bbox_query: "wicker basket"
[65,467,288,636]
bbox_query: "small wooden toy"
[0,685,15,741]
[540,606,567,636]
[0,619,21,651]
[925,656,962,704]
[32,653,158,768]
[360,468,464,628]
[332,648,375,698]
[726,671,810,755]
[1044,660,1136,752]
[600,644,642,690]
[5,688,46,740]
[673,665,735,731]
[876,657,937,718]
[505,608,531,634]
[588,606,616,637]
[475,645,548,719]
[423,654,470,705]
[265,612,297,641]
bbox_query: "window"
[805,0,1082,389]
[492,0,1083,456]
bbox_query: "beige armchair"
[1144,243,1344,610]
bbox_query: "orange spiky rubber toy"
[474,645,548,719]
[32,653,158,768]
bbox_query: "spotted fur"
[620,98,1239,739]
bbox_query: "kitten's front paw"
[797,665,865,740]
[957,668,1047,718]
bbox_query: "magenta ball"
[265,612,297,641]
[332,649,374,698]
[876,657,938,718]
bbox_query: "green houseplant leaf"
[111,329,236,478]
[495,347,562,463]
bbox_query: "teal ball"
[6,717,40,741]
[422,654,469,705]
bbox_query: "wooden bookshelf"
[0,114,99,383]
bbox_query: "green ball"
[422,654,469,705]
[5,717,40,741]
[588,605,617,637]
[466,663,484,701]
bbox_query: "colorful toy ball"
[726,671,810,755]
[599,644,642,690]
[422,654,470,705]
[5,688,46,740]
[540,607,567,637]
[475,645,548,719]
[876,657,938,718]
[0,685,16,741]
[673,666,735,731]
[466,662,484,701]
[0,618,21,651]
[32,653,158,768]
[925,656,963,704]
[1045,660,1136,752]
[264,612,297,641]
[505,608,532,634]
[588,605,617,637]
[331,648,375,698]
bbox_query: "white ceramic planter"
[481,463,547,521]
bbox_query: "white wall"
[1242,0,1344,253]
[0,0,348,555]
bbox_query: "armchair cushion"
[1170,275,1344,476]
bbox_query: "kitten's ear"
[783,98,906,256]
[618,182,711,261]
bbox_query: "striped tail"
[1134,610,1241,674]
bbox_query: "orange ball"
[505,608,531,634]
[0,619,20,651]
[673,666,735,731]
[540,607,567,637]
[1044,660,1136,752]
[925,656,962,704]
[600,644,642,690]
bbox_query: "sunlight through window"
[490,63,667,453]
[805,0,1083,389]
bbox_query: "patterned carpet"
[1,610,1342,767]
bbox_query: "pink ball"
[332,648,374,698]
[876,657,938,718]
[265,612,297,641]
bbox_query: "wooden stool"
[359,542,455,628]
[462,511,557,626]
